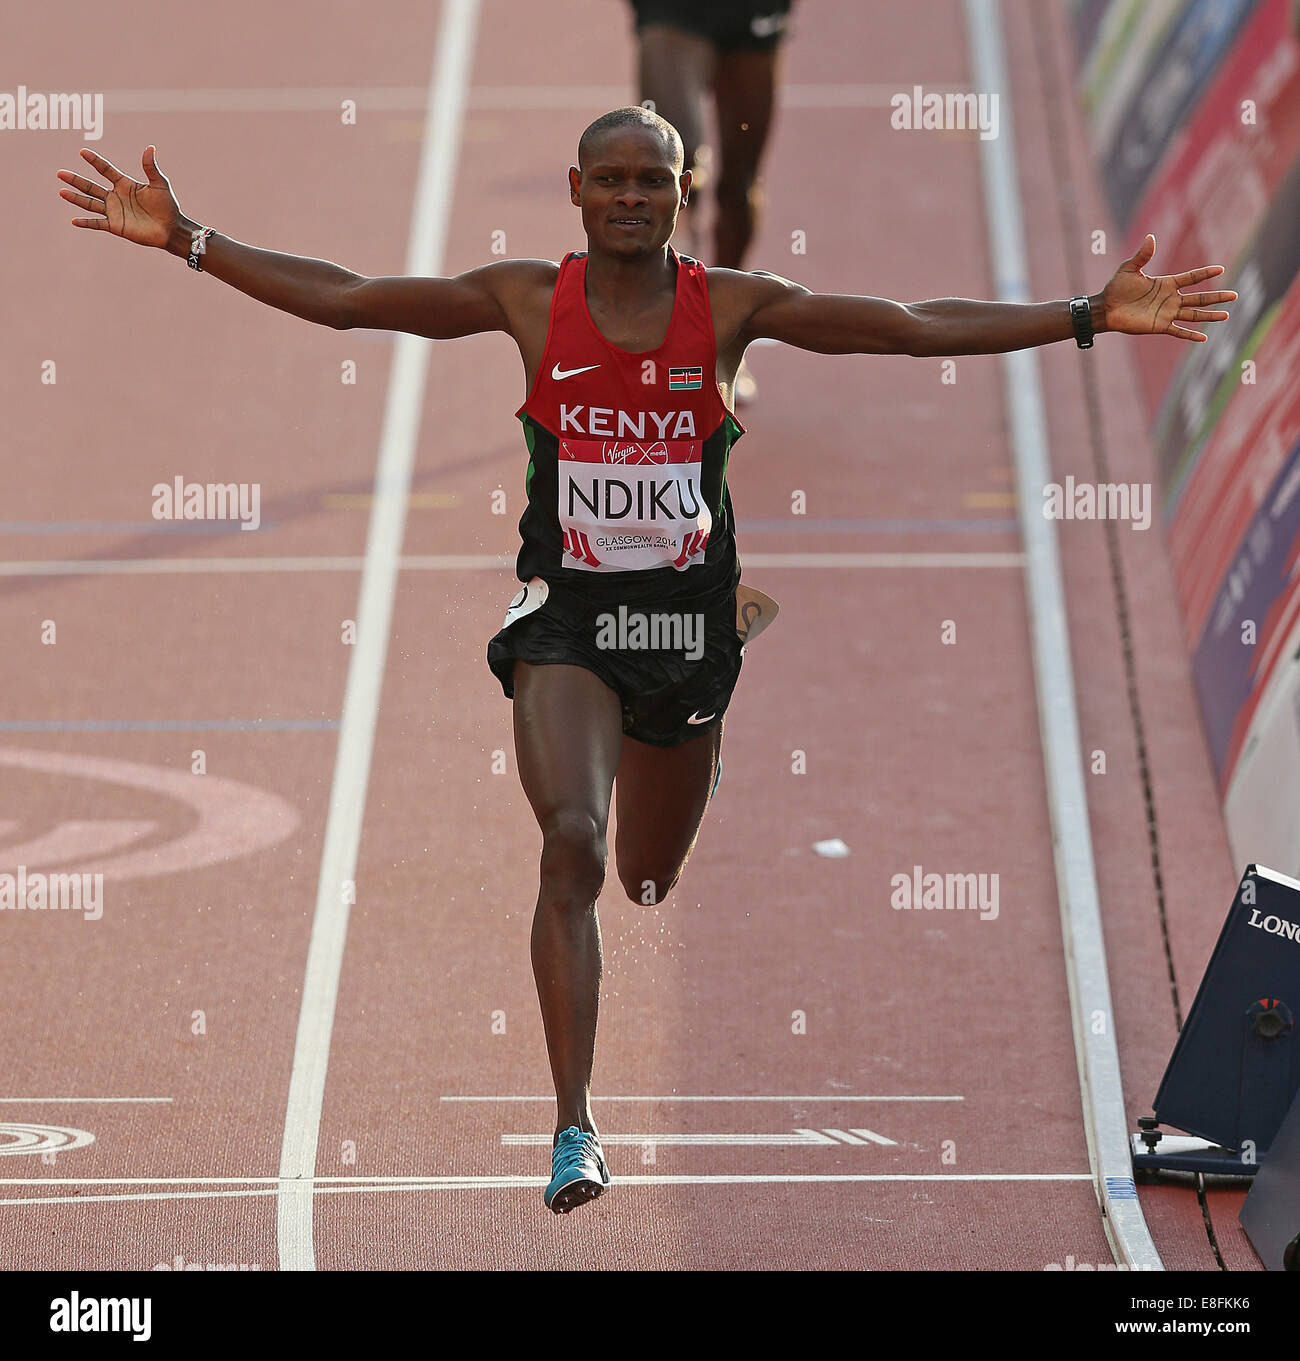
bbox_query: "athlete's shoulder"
[706,266,808,299]
[462,258,562,336]
[701,267,811,342]
[471,257,562,296]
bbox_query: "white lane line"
[0,1177,475,1187]
[0,555,511,576]
[965,0,1161,1273]
[741,553,1024,568]
[0,552,1020,576]
[0,1170,1075,1186]
[502,1132,849,1146]
[0,1172,1094,1209]
[99,83,968,114]
[0,1098,172,1104]
[0,556,478,575]
[274,0,480,1275]
[820,1129,869,1145]
[443,1094,964,1102]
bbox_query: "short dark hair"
[577,106,684,173]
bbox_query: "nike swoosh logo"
[552,363,601,381]
[685,711,716,725]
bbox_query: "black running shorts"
[487,580,745,748]
[629,0,792,52]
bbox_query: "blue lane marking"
[0,522,276,535]
[737,518,1017,534]
[1105,1176,1138,1201]
[0,719,338,732]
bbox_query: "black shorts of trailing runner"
[487,583,745,748]
[629,0,792,51]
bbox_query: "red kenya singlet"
[514,247,744,609]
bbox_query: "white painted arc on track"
[0,749,298,879]
[0,1124,95,1155]
[274,0,481,1272]
[963,0,1162,1271]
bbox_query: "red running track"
[0,0,1254,1270]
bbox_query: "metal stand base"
[1130,1130,1258,1178]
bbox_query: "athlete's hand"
[57,146,182,250]
[1099,234,1236,342]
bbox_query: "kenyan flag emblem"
[668,366,703,390]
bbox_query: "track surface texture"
[0,0,1250,1270]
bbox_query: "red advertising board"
[1126,0,1300,422]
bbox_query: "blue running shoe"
[545,1127,611,1214]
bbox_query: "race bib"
[557,438,711,572]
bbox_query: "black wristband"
[1069,294,1094,349]
[187,226,215,272]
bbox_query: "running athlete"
[57,105,1235,1215]
[627,0,794,399]
[628,0,791,268]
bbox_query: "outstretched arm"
[736,235,1235,356]
[57,145,512,338]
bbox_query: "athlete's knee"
[538,810,607,910]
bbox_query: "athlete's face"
[569,128,689,259]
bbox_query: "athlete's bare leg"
[711,46,780,269]
[512,662,624,1141]
[636,22,715,254]
[613,721,723,904]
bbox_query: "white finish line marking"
[274,0,480,1275]
[502,1129,898,1147]
[0,1172,1093,1209]
[443,1094,963,1102]
[0,552,1021,577]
